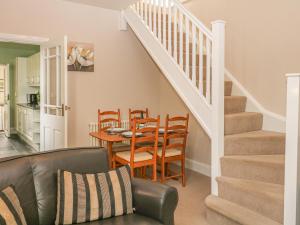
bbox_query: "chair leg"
[165,162,169,177]
[142,166,146,178]
[112,156,116,169]
[130,167,135,178]
[160,159,165,183]
[153,163,157,182]
[181,158,186,187]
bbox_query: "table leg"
[107,142,113,169]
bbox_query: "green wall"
[0,42,40,129]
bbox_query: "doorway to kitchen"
[0,42,40,157]
[0,33,70,157]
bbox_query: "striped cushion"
[0,186,27,225]
[55,166,133,225]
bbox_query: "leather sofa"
[0,147,178,225]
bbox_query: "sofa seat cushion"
[76,214,163,225]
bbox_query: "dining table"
[89,128,166,168]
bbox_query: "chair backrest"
[98,109,121,131]
[130,116,160,164]
[162,114,189,157]
[129,108,149,128]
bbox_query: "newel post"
[284,73,300,225]
[211,20,225,195]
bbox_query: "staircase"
[206,81,285,225]
[124,1,286,224]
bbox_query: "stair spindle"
[173,6,178,61]
[185,17,190,77]
[192,24,196,85]
[199,31,204,95]
[168,0,172,54]
[163,0,167,48]
[153,0,157,37]
[179,11,183,69]
[206,38,211,103]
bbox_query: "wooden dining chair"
[98,109,121,132]
[114,116,160,181]
[129,108,149,128]
[158,114,189,187]
[98,109,129,151]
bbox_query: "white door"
[2,65,10,137]
[40,36,69,151]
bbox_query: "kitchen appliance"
[27,94,38,105]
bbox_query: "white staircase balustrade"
[284,73,300,225]
[125,0,225,195]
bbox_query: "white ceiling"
[65,0,138,10]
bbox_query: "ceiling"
[0,42,40,51]
[65,0,138,10]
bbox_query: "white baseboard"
[185,158,211,177]
[225,69,286,133]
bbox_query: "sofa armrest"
[132,178,178,225]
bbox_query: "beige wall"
[185,0,300,115]
[184,0,300,116]
[159,76,211,164]
[0,0,161,146]
[0,0,212,166]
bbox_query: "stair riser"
[218,181,283,223]
[225,135,285,155]
[225,97,247,114]
[225,114,263,135]
[206,208,241,225]
[221,158,285,184]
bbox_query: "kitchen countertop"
[17,103,40,110]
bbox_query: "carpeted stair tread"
[217,176,284,223]
[221,155,285,184]
[205,195,282,225]
[225,130,285,155]
[225,96,247,114]
[222,154,285,166]
[225,112,263,135]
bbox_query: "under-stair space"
[124,1,286,225]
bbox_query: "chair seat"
[116,151,153,162]
[157,148,182,157]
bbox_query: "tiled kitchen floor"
[0,133,36,158]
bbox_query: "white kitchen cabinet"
[16,105,40,149]
[26,53,40,87]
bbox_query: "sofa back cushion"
[0,156,39,225]
[55,166,133,225]
[30,147,109,225]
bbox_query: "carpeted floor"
[168,169,211,225]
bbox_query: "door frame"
[1,64,10,137]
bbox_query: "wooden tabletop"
[89,131,128,142]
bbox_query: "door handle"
[64,105,71,111]
[61,104,71,117]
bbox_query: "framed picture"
[67,42,94,72]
